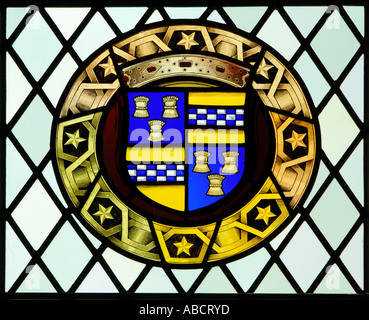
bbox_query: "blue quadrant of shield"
[188,146,245,211]
[128,92,185,144]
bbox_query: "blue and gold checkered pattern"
[188,108,244,126]
[127,164,185,182]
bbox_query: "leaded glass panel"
[1,1,368,310]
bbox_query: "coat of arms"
[125,91,246,214]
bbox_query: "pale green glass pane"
[42,222,92,291]
[344,6,364,36]
[285,6,326,37]
[340,224,364,289]
[340,55,364,121]
[3,4,365,297]
[136,267,177,293]
[102,248,145,290]
[257,10,300,60]
[5,222,31,291]
[294,51,329,106]
[42,161,68,208]
[207,10,226,24]
[319,94,360,165]
[12,11,62,81]
[311,12,360,80]
[12,95,52,166]
[76,263,118,293]
[255,264,295,293]
[12,180,61,250]
[145,10,164,24]
[305,161,329,207]
[5,138,32,207]
[73,12,115,60]
[105,7,147,33]
[340,140,364,205]
[6,52,32,123]
[280,222,329,292]
[45,7,90,40]
[17,264,56,293]
[227,248,269,291]
[315,264,355,293]
[270,214,300,250]
[72,215,101,248]
[43,53,78,107]
[311,179,359,249]
[165,7,206,19]
[172,269,202,292]
[6,7,27,39]
[195,267,236,293]
[224,7,267,33]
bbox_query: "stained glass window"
[1,0,368,310]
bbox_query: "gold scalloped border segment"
[56,112,102,207]
[269,112,316,208]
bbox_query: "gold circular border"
[54,24,316,265]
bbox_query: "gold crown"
[222,150,240,157]
[162,95,179,102]
[207,174,226,181]
[134,95,150,102]
[194,150,211,157]
[148,119,165,126]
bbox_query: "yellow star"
[99,56,117,77]
[255,205,276,225]
[177,32,199,50]
[256,58,274,79]
[64,129,86,149]
[93,204,114,224]
[173,236,193,256]
[286,130,307,150]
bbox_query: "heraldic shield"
[122,90,247,218]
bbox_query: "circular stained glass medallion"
[53,23,319,266]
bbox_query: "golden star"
[255,205,276,225]
[256,58,274,79]
[64,129,86,149]
[286,130,307,150]
[93,204,114,224]
[173,236,193,256]
[99,56,117,77]
[177,32,199,50]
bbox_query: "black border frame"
[0,0,368,309]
